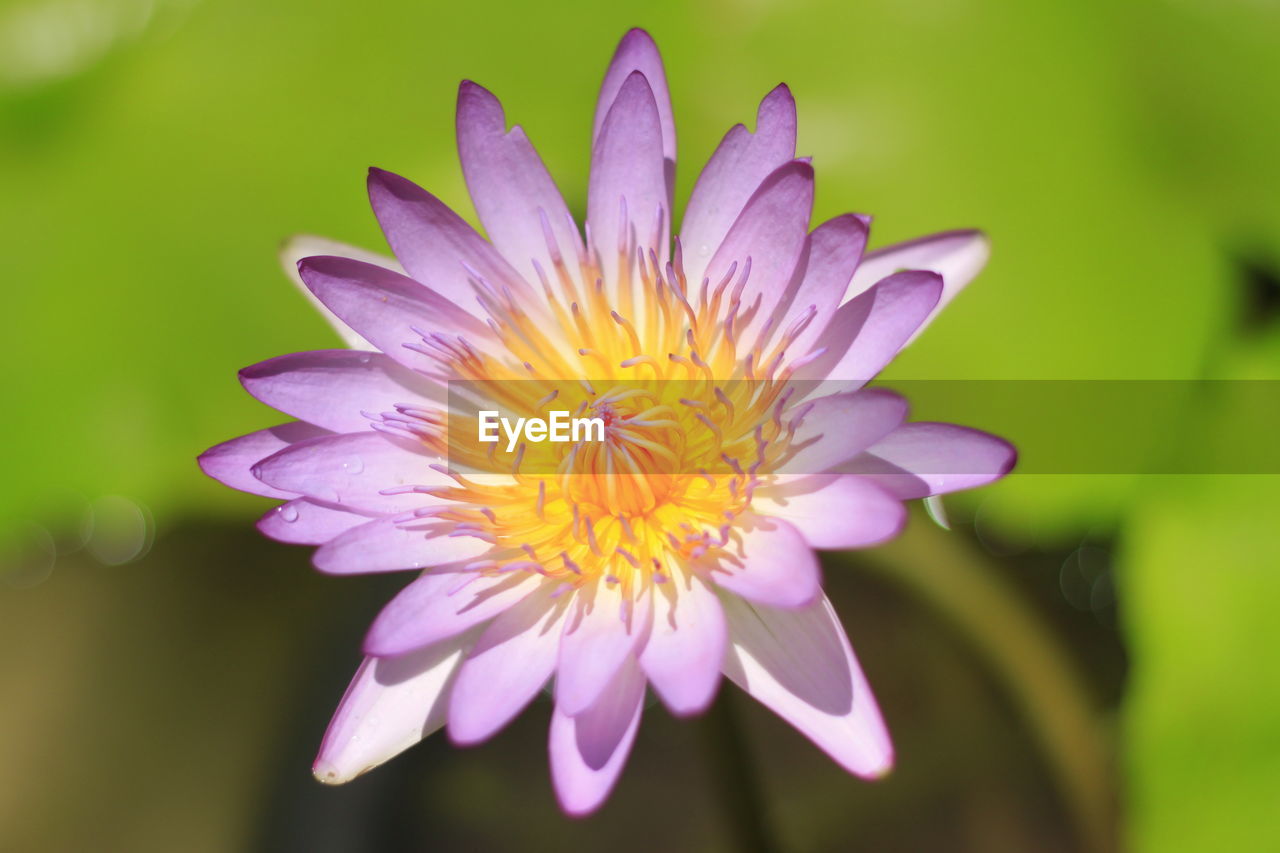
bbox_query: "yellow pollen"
[415,237,813,594]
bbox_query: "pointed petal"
[548,655,646,816]
[713,516,821,609]
[251,431,447,514]
[313,633,473,784]
[681,85,797,288]
[639,572,726,715]
[239,350,443,433]
[593,29,675,171]
[721,593,893,778]
[256,498,372,545]
[703,160,813,348]
[197,422,328,499]
[782,388,909,474]
[587,71,668,291]
[456,81,585,288]
[797,270,942,383]
[364,571,536,656]
[366,168,532,309]
[296,255,489,372]
[843,423,1017,497]
[775,214,870,358]
[758,476,906,549]
[280,234,402,349]
[846,230,989,341]
[555,580,652,716]
[448,585,567,745]
[312,515,492,575]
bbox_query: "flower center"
[382,232,821,590]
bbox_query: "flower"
[198,28,1014,815]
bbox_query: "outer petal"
[296,255,489,373]
[797,270,943,383]
[680,85,797,288]
[774,214,870,358]
[703,160,814,348]
[456,81,585,288]
[252,430,447,514]
[845,230,990,341]
[841,422,1017,497]
[639,572,726,715]
[312,515,492,575]
[756,476,906,549]
[721,593,893,778]
[239,350,443,433]
[280,234,402,349]
[587,71,668,293]
[197,422,328,499]
[782,388,909,475]
[364,571,536,656]
[712,516,821,609]
[556,580,653,717]
[366,168,532,309]
[549,655,646,816]
[593,29,676,178]
[256,498,372,545]
[313,632,475,784]
[448,585,568,745]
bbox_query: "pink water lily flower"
[199,29,1013,815]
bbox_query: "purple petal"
[312,515,492,575]
[721,593,893,778]
[279,234,402,349]
[364,571,536,656]
[797,270,943,382]
[638,572,726,715]
[772,214,870,358]
[846,230,990,341]
[448,585,567,745]
[257,498,372,545]
[456,81,586,289]
[757,476,906,549]
[712,516,821,609]
[239,350,443,433]
[197,422,328,499]
[251,430,447,514]
[555,580,652,717]
[587,70,668,292]
[680,85,797,289]
[782,388,909,474]
[593,29,676,174]
[703,160,814,348]
[296,255,488,373]
[548,655,646,816]
[313,633,474,784]
[366,168,532,310]
[842,423,1017,497]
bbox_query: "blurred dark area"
[1,510,1125,852]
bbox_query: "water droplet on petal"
[342,457,365,475]
[280,504,300,523]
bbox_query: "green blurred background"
[2,0,1277,850]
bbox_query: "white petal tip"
[846,748,895,780]
[312,761,349,785]
[862,758,895,780]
